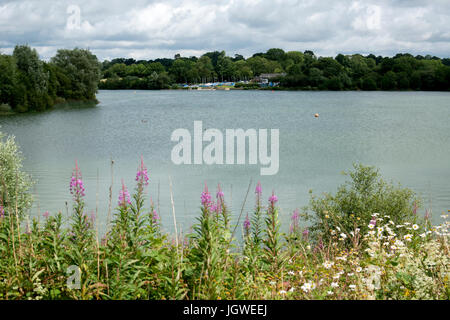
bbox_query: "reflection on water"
[0,90,449,234]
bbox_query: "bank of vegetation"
[0,45,101,113]
[0,133,448,300]
[98,48,450,91]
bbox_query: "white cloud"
[0,0,449,60]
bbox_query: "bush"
[304,164,418,245]
[0,131,33,217]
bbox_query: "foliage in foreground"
[0,149,448,299]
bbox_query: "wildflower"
[301,281,316,293]
[118,180,132,207]
[279,290,287,295]
[403,234,412,242]
[268,192,278,204]
[0,206,4,218]
[412,224,419,230]
[255,181,262,195]
[243,214,251,237]
[302,228,309,241]
[356,267,362,273]
[201,184,212,208]
[339,233,347,240]
[151,209,160,223]
[215,184,224,213]
[43,211,49,219]
[288,271,295,276]
[327,291,333,295]
[331,282,339,288]
[323,261,334,269]
[368,218,376,229]
[347,273,354,276]
[69,160,85,200]
[135,155,149,187]
[349,284,356,290]
[288,287,295,293]
[290,209,300,234]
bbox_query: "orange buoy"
[314,113,319,118]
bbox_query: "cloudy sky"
[1,0,450,61]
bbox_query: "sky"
[1,0,450,61]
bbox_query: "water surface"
[0,90,449,233]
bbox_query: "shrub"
[304,164,418,245]
[0,131,33,217]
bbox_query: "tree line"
[0,45,101,112]
[99,48,450,91]
[2,46,450,113]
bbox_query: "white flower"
[279,290,287,295]
[288,287,295,292]
[368,224,375,229]
[327,290,333,295]
[288,271,295,276]
[301,281,316,293]
[323,261,334,269]
[412,224,419,230]
[339,233,347,240]
[331,282,339,288]
[306,245,311,250]
[349,284,356,290]
[347,273,354,276]
[356,267,362,273]
[419,233,426,238]
[403,234,412,242]
[269,281,276,285]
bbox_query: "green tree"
[51,48,101,101]
[13,45,50,111]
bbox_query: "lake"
[0,90,449,234]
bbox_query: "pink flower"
[244,214,251,236]
[255,182,262,195]
[290,209,299,233]
[268,192,278,204]
[136,155,149,187]
[69,160,85,199]
[43,211,49,219]
[118,180,132,207]
[0,206,4,218]
[151,209,160,223]
[201,184,212,208]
